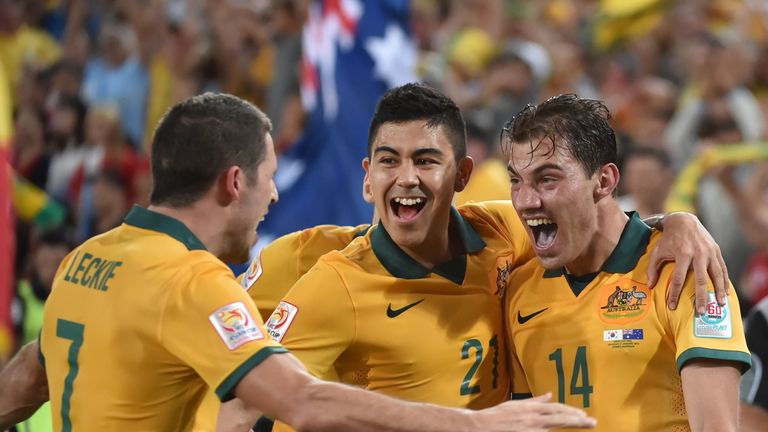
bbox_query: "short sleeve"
[239,231,304,321]
[265,257,355,379]
[656,266,751,373]
[161,259,287,402]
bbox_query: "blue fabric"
[259,0,415,239]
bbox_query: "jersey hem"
[215,346,290,402]
[676,347,752,374]
[511,392,532,400]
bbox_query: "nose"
[270,179,279,204]
[396,160,419,188]
[513,183,541,211]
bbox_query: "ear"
[361,158,374,203]
[221,165,243,205]
[454,156,474,192]
[593,163,620,202]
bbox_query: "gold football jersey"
[506,213,751,431]
[268,201,533,416]
[40,206,286,431]
[195,224,369,431]
[239,224,370,321]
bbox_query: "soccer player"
[261,84,731,431]
[2,93,599,432]
[503,94,751,431]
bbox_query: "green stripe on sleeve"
[676,347,752,374]
[216,347,289,402]
[511,393,533,400]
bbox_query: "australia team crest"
[598,278,651,324]
[490,257,513,298]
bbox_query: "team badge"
[209,302,264,350]
[492,258,513,298]
[240,252,263,291]
[598,278,651,325]
[266,301,299,342]
[695,292,732,339]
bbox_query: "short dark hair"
[368,83,466,162]
[501,94,617,177]
[150,93,272,207]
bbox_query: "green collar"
[543,212,651,279]
[371,207,486,285]
[123,205,207,251]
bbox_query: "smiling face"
[363,120,472,257]
[508,138,611,272]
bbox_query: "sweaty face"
[508,139,600,272]
[364,120,465,254]
[226,133,278,264]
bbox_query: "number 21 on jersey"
[460,335,499,395]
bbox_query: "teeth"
[526,218,554,227]
[394,197,424,206]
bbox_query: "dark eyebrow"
[373,146,399,155]
[507,162,563,176]
[373,147,445,158]
[412,148,444,158]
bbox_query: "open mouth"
[527,218,557,249]
[390,197,427,222]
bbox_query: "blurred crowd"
[4,0,768,354]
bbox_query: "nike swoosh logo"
[517,308,548,325]
[387,299,425,318]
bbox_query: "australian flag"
[259,0,417,241]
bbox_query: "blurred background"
[1,0,768,365]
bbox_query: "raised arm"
[644,212,728,313]
[681,359,741,432]
[235,351,596,432]
[0,341,49,430]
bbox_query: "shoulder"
[458,200,515,221]
[298,224,369,252]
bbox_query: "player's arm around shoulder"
[654,264,751,432]
[458,201,534,265]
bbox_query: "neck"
[565,199,628,276]
[398,213,460,269]
[148,201,226,260]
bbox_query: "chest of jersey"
[336,248,514,409]
[509,272,690,431]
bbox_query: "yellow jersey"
[267,201,533,416]
[240,224,371,321]
[194,224,369,431]
[506,213,751,431]
[40,206,287,431]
